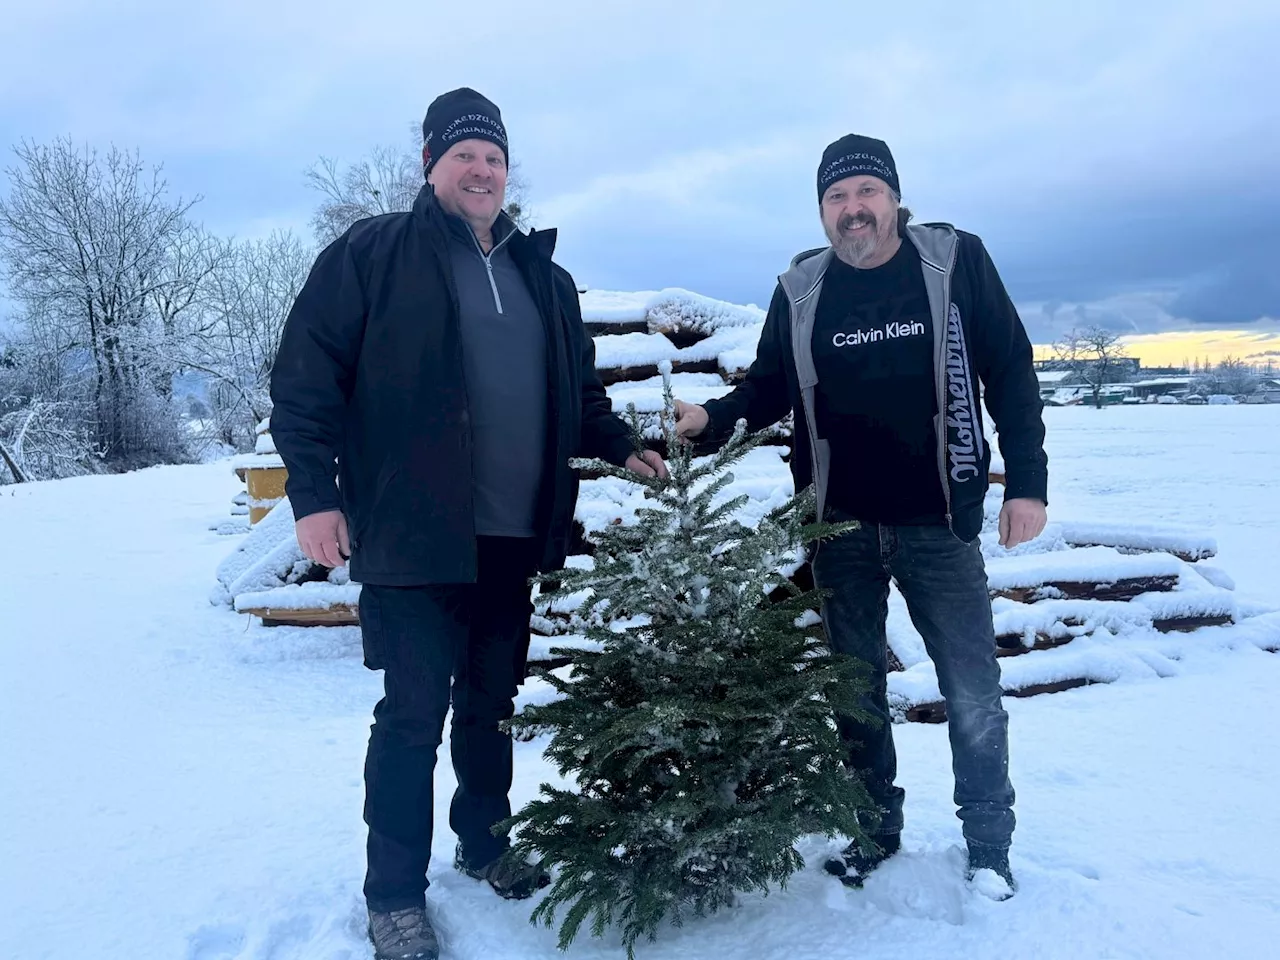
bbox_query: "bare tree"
[1053,326,1125,408]
[181,229,313,450]
[0,137,199,467]
[306,128,531,246]
[1214,355,1256,396]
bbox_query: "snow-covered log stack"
[212,287,1278,721]
[578,289,789,464]
[888,489,1249,723]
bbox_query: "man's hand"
[296,509,351,568]
[998,498,1047,549]
[625,450,669,479]
[672,400,709,440]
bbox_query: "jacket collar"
[414,182,557,262]
[779,221,960,301]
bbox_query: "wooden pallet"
[241,604,359,627]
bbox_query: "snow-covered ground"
[2,406,1279,960]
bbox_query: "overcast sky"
[2,0,1278,348]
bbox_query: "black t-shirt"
[811,241,948,525]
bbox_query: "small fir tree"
[504,365,880,957]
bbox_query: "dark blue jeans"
[812,509,1015,851]
[359,536,537,912]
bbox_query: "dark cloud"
[976,182,1280,327]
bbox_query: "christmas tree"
[504,364,881,957]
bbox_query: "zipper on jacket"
[468,227,513,315]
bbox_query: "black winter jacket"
[269,184,634,584]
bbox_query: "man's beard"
[828,211,880,266]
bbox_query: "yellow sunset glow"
[1034,327,1280,369]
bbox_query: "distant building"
[1252,378,1280,404]
[1036,369,1077,395]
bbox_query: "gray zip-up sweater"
[445,213,548,537]
[701,222,1048,542]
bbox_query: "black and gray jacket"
[268,184,635,585]
[701,222,1048,542]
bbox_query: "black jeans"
[811,509,1015,851]
[359,536,538,912]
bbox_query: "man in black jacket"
[270,88,665,960]
[673,135,1048,900]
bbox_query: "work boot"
[367,905,439,960]
[455,843,551,900]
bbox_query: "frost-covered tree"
[505,367,879,957]
[180,229,312,451]
[0,138,200,471]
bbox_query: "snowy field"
[2,405,1279,960]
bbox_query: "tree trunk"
[0,439,27,482]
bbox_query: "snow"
[212,497,306,605]
[3,407,1280,959]
[607,372,734,412]
[1035,370,1074,384]
[672,323,766,368]
[591,324,766,374]
[234,581,361,613]
[579,287,765,333]
[592,331,681,369]
[1055,520,1217,560]
[984,546,1187,592]
[231,451,286,471]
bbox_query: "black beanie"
[421,87,508,175]
[817,134,899,201]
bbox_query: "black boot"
[823,833,900,888]
[966,843,1016,900]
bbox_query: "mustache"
[838,212,876,233]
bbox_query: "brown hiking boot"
[367,905,439,960]
[454,843,551,900]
